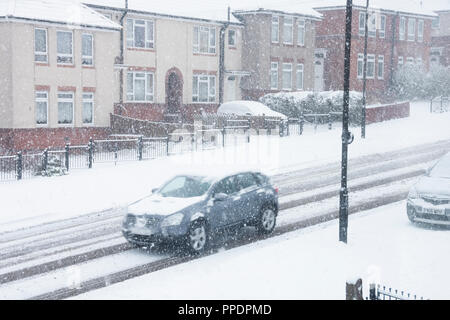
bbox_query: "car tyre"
[256,206,277,235]
[186,220,209,254]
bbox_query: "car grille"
[421,196,450,206]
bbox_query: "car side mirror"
[213,193,228,202]
[151,188,158,194]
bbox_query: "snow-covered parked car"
[217,100,287,119]
[407,152,450,226]
[122,171,279,253]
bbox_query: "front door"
[166,71,183,114]
[314,58,324,92]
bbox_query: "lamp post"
[361,0,369,139]
[339,0,354,244]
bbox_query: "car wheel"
[187,221,209,254]
[256,206,277,235]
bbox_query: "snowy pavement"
[72,201,450,300]
[0,100,449,232]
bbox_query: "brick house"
[0,0,121,151]
[431,10,450,67]
[314,1,436,102]
[233,7,322,100]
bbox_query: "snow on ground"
[73,200,450,300]
[0,101,449,232]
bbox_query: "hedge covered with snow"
[260,91,363,125]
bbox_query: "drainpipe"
[389,13,398,90]
[219,7,231,104]
[119,0,129,105]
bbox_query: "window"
[126,72,154,102]
[379,15,386,38]
[398,56,404,66]
[296,64,304,90]
[408,18,416,41]
[283,16,293,44]
[192,75,216,103]
[282,63,292,90]
[407,57,414,65]
[297,19,305,46]
[270,62,278,90]
[416,57,423,66]
[193,26,216,54]
[57,31,73,64]
[57,92,74,124]
[236,173,257,191]
[82,34,94,66]
[271,15,279,43]
[418,20,424,42]
[432,17,440,29]
[34,28,48,63]
[357,53,364,78]
[82,93,94,124]
[377,55,384,79]
[35,91,48,125]
[367,54,375,78]
[126,18,154,49]
[399,17,406,40]
[228,29,236,47]
[359,12,366,36]
[368,13,376,37]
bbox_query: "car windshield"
[429,156,450,179]
[158,176,212,198]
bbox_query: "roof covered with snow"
[78,0,322,24]
[0,0,121,30]
[314,0,449,17]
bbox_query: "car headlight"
[161,213,184,227]
[408,186,419,200]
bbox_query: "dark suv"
[122,171,278,253]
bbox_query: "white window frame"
[283,16,294,45]
[34,28,48,63]
[357,53,364,78]
[368,13,376,38]
[406,57,414,65]
[126,18,154,49]
[416,57,423,66]
[282,63,292,90]
[432,17,440,30]
[82,92,94,125]
[193,26,216,54]
[399,17,406,41]
[228,29,236,48]
[398,56,404,66]
[418,19,424,42]
[367,54,375,79]
[126,71,155,102]
[297,19,305,46]
[359,12,366,36]
[377,55,384,80]
[82,33,94,66]
[296,64,304,90]
[56,30,74,65]
[271,15,279,43]
[35,91,48,125]
[270,62,279,90]
[379,15,386,39]
[407,18,416,42]
[57,91,75,125]
[192,74,216,103]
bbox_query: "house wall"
[431,11,450,67]
[238,12,316,101]
[316,8,433,103]
[0,23,13,129]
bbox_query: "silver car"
[407,152,450,226]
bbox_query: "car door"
[208,176,239,228]
[235,173,260,222]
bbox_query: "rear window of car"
[253,173,270,186]
[236,173,258,190]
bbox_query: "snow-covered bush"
[392,64,450,100]
[260,91,363,125]
[37,154,67,177]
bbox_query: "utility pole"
[361,0,369,139]
[339,0,354,244]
